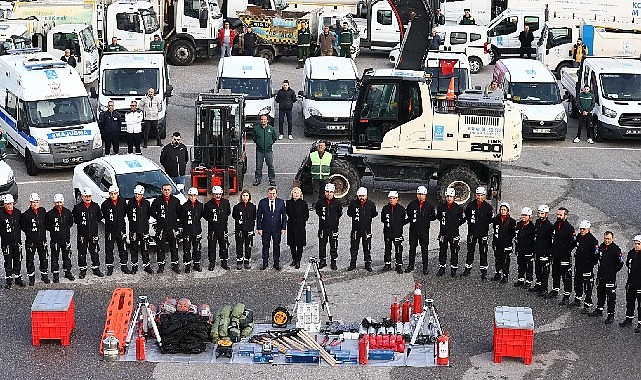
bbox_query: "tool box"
[285,349,321,364]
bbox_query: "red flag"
[440,59,458,76]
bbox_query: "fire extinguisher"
[359,334,369,365]
[436,333,450,366]
[136,327,146,361]
[390,296,400,322]
[413,282,422,314]
[401,298,411,323]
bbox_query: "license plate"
[532,128,551,134]
[327,125,346,130]
[62,157,83,164]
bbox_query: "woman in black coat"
[286,187,309,269]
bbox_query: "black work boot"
[237,261,243,270]
[513,280,524,288]
[185,264,191,273]
[500,274,508,283]
[569,298,582,307]
[4,279,11,289]
[480,269,487,280]
[544,289,558,299]
[331,260,337,270]
[620,317,633,327]
[243,261,250,270]
[365,262,373,272]
[396,264,403,274]
[78,270,87,279]
[588,308,603,317]
[635,323,641,333]
[580,306,590,314]
[172,264,180,274]
[53,273,60,283]
[529,284,541,293]
[422,265,428,275]
[157,264,165,274]
[294,261,300,269]
[121,265,132,274]
[106,266,114,276]
[221,260,230,270]
[492,272,502,281]
[436,267,446,276]
[451,268,457,278]
[28,275,35,286]
[194,263,202,272]
[558,295,570,306]
[404,264,415,273]
[381,263,392,272]
[144,265,154,274]
[131,265,138,274]
[318,260,327,269]
[42,275,50,284]
[93,268,104,277]
[64,271,75,281]
[605,314,614,324]
[460,267,471,277]
[347,260,356,271]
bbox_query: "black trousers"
[311,179,327,207]
[577,113,593,139]
[182,234,202,267]
[319,230,339,261]
[102,132,120,155]
[235,231,253,262]
[143,120,160,145]
[105,231,128,267]
[127,132,142,154]
[384,237,403,266]
[208,229,229,263]
[624,285,641,320]
[534,255,551,290]
[278,109,293,135]
[156,228,178,266]
[350,230,372,264]
[409,232,429,268]
[466,234,488,270]
[2,243,21,279]
[129,232,150,267]
[516,251,534,282]
[595,278,617,314]
[552,258,572,296]
[493,245,512,275]
[574,268,595,306]
[438,235,460,268]
[50,241,72,274]
[25,241,48,278]
[519,45,532,58]
[78,235,100,271]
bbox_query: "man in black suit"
[257,186,287,270]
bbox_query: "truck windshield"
[510,82,561,105]
[141,8,160,34]
[79,27,97,52]
[25,96,95,128]
[219,78,270,99]
[309,79,356,101]
[425,67,469,94]
[600,73,641,101]
[102,68,160,96]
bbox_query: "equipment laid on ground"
[272,306,292,328]
[100,288,134,356]
[494,306,534,365]
[102,331,120,362]
[211,303,254,342]
[216,338,233,358]
[191,93,247,196]
[295,257,332,330]
[126,295,162,352]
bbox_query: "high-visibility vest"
[310,151,332,179]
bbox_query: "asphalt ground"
[1,50,641,379]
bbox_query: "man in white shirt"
[125,101,144,154]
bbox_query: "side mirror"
[90,87,97,98]
[166,84,173,97]
[176,183,185,192]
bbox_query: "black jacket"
[160,143,189,177]
[275,88,297,111]
[381,203,407,239]
[406,199,435,236]
[126,198,151,234]
[73,201,102,237]
[551,220,575,259]
[436,201,465,237]
[625,249,641,289]
[98,110,122,135]
[20,207,47,243]
[533,218,554,257]
[101,197,127,234]
[203,198,231,233]
[518,30,534,47]
[515,220,535,255]
[347,198,378,233]
[316,197,342,232]
[286,198,309,247]
[596,242,623,282]
[61,54,77,67]
[574,232,599,272]
[243,32,258,54]
[46,207,74,243]
[233,201,256,233]
[150,195,181,231]
[465,200,493,237]
[492,215,516,248]
[0,208,21,246]
[180,200,204,235]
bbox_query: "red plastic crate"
[493,308,534,365]
[32,291,75,346]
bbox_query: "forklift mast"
[387,0,435,71]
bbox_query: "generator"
[191,93,247,196]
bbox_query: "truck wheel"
[437,167,480,205]
[468,57,482,74]
[25,150,39,176]
[592,119,604,143]
[168,40,196,66]
[258,49,275,64]
[329,159,360,204]
[555,62,573,80]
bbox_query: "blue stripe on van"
[582,24,595,56]
[0,107,37,146]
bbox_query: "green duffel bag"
[218,315,230,338]
[231,303,245,319]
[210,314,221,340]
[241,323,254,338]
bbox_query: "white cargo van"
[95,51,173,138]
[0,49,102,175]
[494,58,566,140]
[299,56,358,136]
[217,56,275,131]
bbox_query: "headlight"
[93,134,102,149]
[555,111,566,121]
[308,107,322,117]
[602,105,617,118]
[259,105,272,116]
[36,137,50,153]
[6,167,13,183]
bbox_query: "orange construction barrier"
[446,77,455,100]
[99,288,134,355]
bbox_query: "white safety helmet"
[500,202,510,211]
[445,188,455,197]
[634,235,641,242]
[29,193,40,202]
[108,185,119,193]
[325,183,335,192]
[475,186,487,195]
[187,187,199,195]
[3,194,14,204]
[356,187,368,196]
[521,207,532,216]
[538,204,549,213]
[133,185,145,195]
[417,186,428,195]
[388,190,398,198]
[53,194,64,203]
[579,220,591,229]
[212,186,223,194]
[81,187,92,196]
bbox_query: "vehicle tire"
[468,57,482,74]
[168,40,196,66]
[258,48,275,64]
[593,119,604,143]
[437,166,480,205]
[557,134,566,141]
[568,97,578,119]
[25,150,39,176]
[555,62,573,80]
[328,159,360,205]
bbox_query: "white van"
[216,56,275,131]
[95,51,173,138]
[299,56,358,136]
[494,58,566,140]
[0,49,102,175]
[431,25,491,74]
[487,8,544,62]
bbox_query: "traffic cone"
[446,77,455,100]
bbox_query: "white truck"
[561,57,641,141]
[0,20,36,52]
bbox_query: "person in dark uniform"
[98,101,122,155]
[620,235,641,332]
[514,207,536,288]
[61,49,77,68]
[434,8,445,25]
[338,22,353,58]
[405,186,435,274]
[463,186,493,278]
[316,183,343,270]
[101,186,131,276]
[518,25,534,58]
[46,194,74,282]
[233,189,257,270]
[570,220,599,313]
[531,204,554,294]
[150,183,181,273]
[180,187,204,273]
[436,187,466,277]
[286,187,308,269]
[459,9,476,25]
[21,193,49,286]
[0,194,25,288]
[257,186,287,270]
[589,231,624,324]
[545,207,576,305]
[491,202,517,283]
[105,37,127,52]
[72,188,104,279]
[243,27,258,56]
[126,185,152,274]
[381,191,408,274]
[203,185,232,270]
[347,186,378,272]
[297,21,311,69]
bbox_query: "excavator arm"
[387,0,437,71]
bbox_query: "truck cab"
[105,0,161,51]
[487,8,544,62]
[46,24,100,85]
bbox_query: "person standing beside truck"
[252,114,278,187]
[318,25,335,56]
[138,88,163,148]
[242,27,258,56]
[574,85,595,144]
[150,34,164,51]
[160,132,189,186]
[106,37,126,52]
[460,9,476,25]
[98,101,121,155]
[218,21,236,58]
[518,25,534,59]
[428,28,441,51]
[571,38,588,68]
[60,49,76,68]
[125,101,143,154]
[338,22,353,58]
[434,8,445,26]
[275,80,297,140]
[297,21,311,69]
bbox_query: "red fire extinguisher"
[390,296,400,322]
[413,282,422,314]
[401,298,411,323]
[359,334,369,365]
[436,333,450,366]
[136,328,146,361]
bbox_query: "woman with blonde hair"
[286,187,309,269]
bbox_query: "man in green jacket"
[338,22,353,58]
[150,34,164,51]
[460,9,476,25]
[574,85,595,144]
[297,21,311,68]
[253,114,278,186]
[309,140,332,208]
